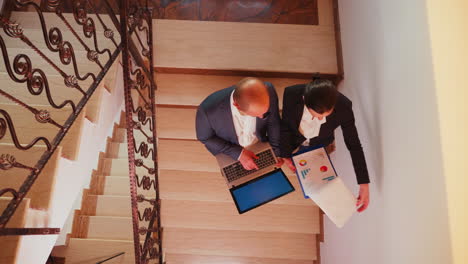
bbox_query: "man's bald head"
[233,77,270,118]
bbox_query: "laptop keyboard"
[223,149,276,183]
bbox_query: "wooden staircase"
[1,0,340,262]
[62,78,325,264]
[0,10,122,264]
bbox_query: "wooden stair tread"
[0,198,31,264]
[164,227,317,260]
[65,238,134,264]
[159,169,312,206]
[161,199,319,234]
[0,72,91,107]
[3,28,115,51]
[155,73,310,108]
[11,12,114,34]
[0,144,62,209]
[154,19,337,74]
[165,253,315,264]
[0,48,101,75]
[84,216,133,241]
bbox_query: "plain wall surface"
[426,1,468,263]
[320,0,452,263]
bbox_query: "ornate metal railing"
[120,0,163,263]
[0,0,121,232]
[0,0,163,263]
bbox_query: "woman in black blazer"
[280,80,370,212]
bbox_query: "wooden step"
[157,106,196,140]
[161,200,319,234]
[0,72,92,108]
[0,103,72,144]
[155,73,309,108]
[96,176,155,197]
[160,139,224,172]
[0,103,86,160]
[159,170,313,206]
[109,127,148,144]
[64,238,133,264]
[111,139,302,174]
[154,19,337,74]
[98,158,154,176]
[3,28,115,52]
[92,168,315,206]
[11,12,116,36]
[0,74,111,124]
[0,48,101,76]
[82,194,130,217]
[78,216,133,241]
[0,144,61,209]
[81,195,320,233]
[164,227,317,260]
[165,253,315,264]
[0,198,30,264]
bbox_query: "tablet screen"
[230,169,294,214]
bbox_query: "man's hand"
[356,183,370,212]
[275,157,285,168]
[283,158,296,172]
[239,149,259,170]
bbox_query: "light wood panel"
[161,200,319,234]
[92,195,131,217]
[0,103,85,161]
[0,48,100,76]
[0,144,61,209]
[86,216,132,241]
[159,139,218,172]
[164,227,317,260]
[154,73,308,107]
[100,176,154,197]
[165,253,316,264]
[157,106,196,140]
[3,28,115,51]
[0,73,92,107]
[154,19,337,74]
[99,158,153,176]
[159,169,313,206]
[10,12,116,35]
[0,198,30,264]
[318,0,335,26]
[65,238,133,264]
[0,103,73,145]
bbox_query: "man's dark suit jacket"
[196,82,281,160]
[280,84,370,184]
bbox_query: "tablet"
[230,169,294,214]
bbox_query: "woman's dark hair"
[303,79,338,114]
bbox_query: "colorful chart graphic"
[299,160,307,166]
[300,168,311,179]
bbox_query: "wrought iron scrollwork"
[121,0,162,263]
[0,0,122,231]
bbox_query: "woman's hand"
[356,184,370,212]
[283,158,296,172]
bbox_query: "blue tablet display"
[231,169,294,213]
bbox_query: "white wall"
[426,1,468,263]
[321,1,452,263]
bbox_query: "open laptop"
[216,142,295,214]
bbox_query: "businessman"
[280,79,370,212]
[196,77,283,170]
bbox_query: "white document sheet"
[292,147,356,228]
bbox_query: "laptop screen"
[230,169,295,214]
